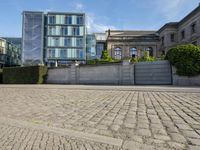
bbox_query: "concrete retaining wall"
[47,61,200,86]
[135,61,172,85]
[172,67,200,86]
[47,67,70,84]
[47,63,134,85]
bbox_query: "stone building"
[158,4,200,54]
[106,4,200,60]
[106,30,159,59]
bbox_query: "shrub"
[101,50,113,62]
[131,51,157,63]
[165,44,200,76]
[3,66,48,84]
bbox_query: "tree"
[101,50,112,62]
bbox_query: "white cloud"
[73,2,84,11]
[154,0,187,20]
[86,13,117,33]
[71,2,117,33]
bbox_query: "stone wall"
[172,67,200,86]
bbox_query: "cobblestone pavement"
[0,85,200,150]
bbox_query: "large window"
[170,33,175,42]
[60,49,67,58]
[161,36,164,46]
[181,30,185,39]
[73,27,80,36]
[114,47,122,59]
[191,23,196,34]
[76,38,83,47]
[130,47,137,58]
[77,49,84,59]
[77,16,83,25]
[48,15,56,24]
[48,49,56,58]
[64,38,71,47]
[146,47,153,57]
[61,27,68,36]
[65,16,72,24]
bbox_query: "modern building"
[0,38,21,68]
[86,34,96,60]
[22,11,86,66]
[22,11,44,65]
[1,37,22,49]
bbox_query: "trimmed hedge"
[165,44,200,76]
[3,66,48,84]
[0,69,2,84]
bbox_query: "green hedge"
[165,44,200,76]
[3,66,48,84]
[0,69,2,84]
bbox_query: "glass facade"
[46,13,86,66]
[22,12,44,65]
[86,34,96,59]
[22,11,86,66]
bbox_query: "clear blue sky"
[0,0,200,37]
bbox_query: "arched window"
[114,47,122,59]
[146,47,153,57]
[130,47,137,58]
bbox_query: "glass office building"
[22,11,86,66]
[22,11,44,65]
[46,12,86,66]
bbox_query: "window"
[48,49,55,58]
[61,27,68,36]
[49,16,56,24]
[64,38,71,47]
[54,38,59,47]
[181,30,185,39]
[130,48,137,58]
[161,36,164,46]
[170,33,175,42]
[114,47,122,60]
[191,23,196,34]
[76,38,83,47]
[73,27,80,36]
[60,49,67,58]
[77,16,83,25]
[146,47,153,57]
[65,16,72,24]
[77,49,84,59]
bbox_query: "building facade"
[22,11,86,66]
[22,4,200,64]
[106,30,159,60]
[86,34,96,60]
[22,11,44,65]
[46,12,86,66]
[0,38,21,68]
[158,4,200,55]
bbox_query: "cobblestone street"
[0,85,200,150]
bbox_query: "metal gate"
[134,60,172,85]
